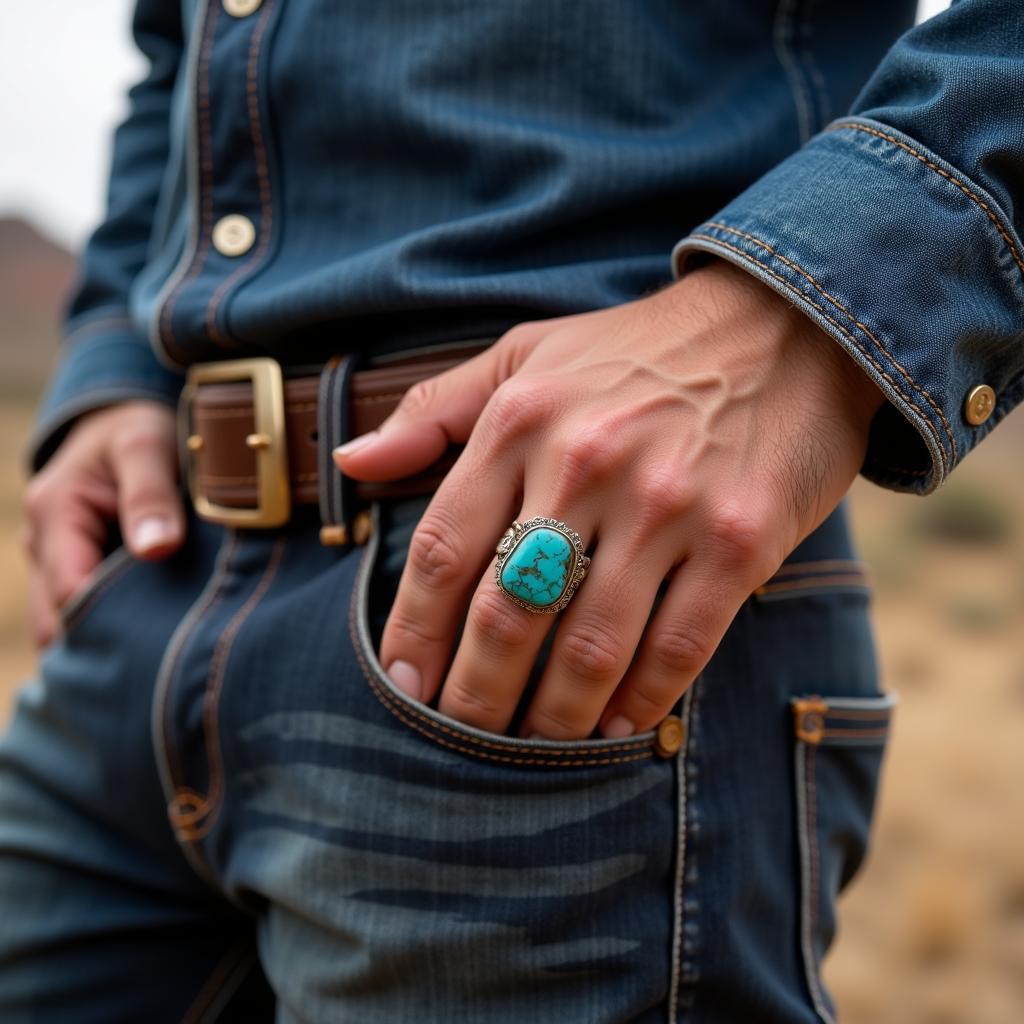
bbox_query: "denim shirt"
[31,0,1024,495]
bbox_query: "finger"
[518,535,669,740]
[333,321,550,482]
[27,568,58,649]
[31,486,109,615]
[377,444,521,705]
[110,431,185,559]
[599,553,749,735]
[437,506,599,736]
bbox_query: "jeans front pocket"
[349,497,673,769]
[791,692,897,1024]
[57,546,135,637]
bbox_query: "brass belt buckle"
[181,357,291,528]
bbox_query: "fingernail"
[603,715,635,739]
[133,516,174,553]
[333,431,379,458]
[386,660,422,701]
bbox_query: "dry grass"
[1,397,1022,1019]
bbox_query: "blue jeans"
[0,490,894,1022]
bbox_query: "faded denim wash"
[4,0,1020,1019]
[0,486,894,1021]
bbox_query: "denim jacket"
[31,0,1024,495]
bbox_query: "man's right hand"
[22,401,185,648]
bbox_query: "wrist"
[671,258,885,432]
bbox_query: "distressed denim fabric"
[28,0,1024,492]
[0,485,893,1022]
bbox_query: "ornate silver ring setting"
[493,516,591,614]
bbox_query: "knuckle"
[111,427,172,461]
[396,378,437,419]
[554,425,623,492]
[384,611,449,650]
[407,514,465,591]
[442,679,504,724]
[633,469,693,526]
[483,376,558,442]
[469,591,533,651]
[558,620,624,684]
[648,623,710,678]
[706,501,771,568]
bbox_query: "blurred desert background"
[0,216,1022,1023]
[1,1,1021,1021]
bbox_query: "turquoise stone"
[500,526,575,608]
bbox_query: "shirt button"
[212,214,256,257]
[654,715,686,758]
[964,384,996,426]
[223,0,262,16]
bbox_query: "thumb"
[111,421,186,560]
[334,335,527,482]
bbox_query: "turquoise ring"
[493,517,592,614]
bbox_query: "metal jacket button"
[212,214,256,257]
[964,384,996,426]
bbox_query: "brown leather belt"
[180,340,492,536]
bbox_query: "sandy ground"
[1,397,1022,1020]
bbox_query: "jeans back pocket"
[791,692,897,1023]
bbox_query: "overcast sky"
[1,0,951,250]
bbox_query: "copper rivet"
[964,384,996,426]
[803,712,823,734]
[352,510,372,545]
[186,434,204,452]
[319,524,349,547]
[245,432,272,450]
[654,715,685,758]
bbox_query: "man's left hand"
[335,261,884,740]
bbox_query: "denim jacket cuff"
[27,317,184,473]
[671,117,1024,496]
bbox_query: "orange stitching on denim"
[182,537,286,841]
[703,222,958,466]
[206,0,276,343]
[179,942,251,1024]
[755,573,871,596]
[155,536,237,806]
[346,541,654,766]
[833,122,1024,281]
[688,233,948,478]
[63,315,136,346]
[771,559,864,578]
[159,0,220,363]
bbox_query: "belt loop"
[317,353,366,546]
